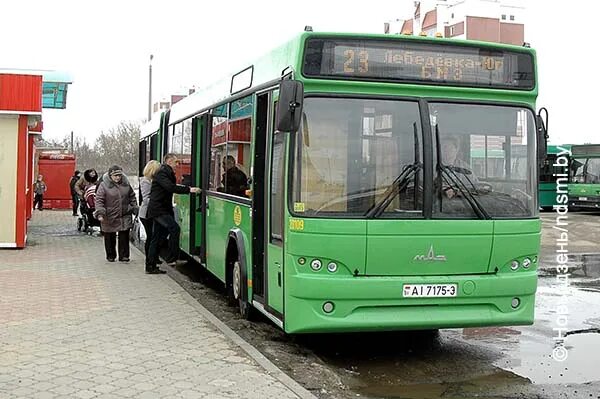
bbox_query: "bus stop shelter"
[0,69,72,248]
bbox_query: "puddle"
[313,331,532,399]
[539,253,600,278]
[354,369,529,399]
[498,330,600,385]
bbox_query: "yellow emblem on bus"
[289,219,304,231]
[234,206,242,226]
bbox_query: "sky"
[1,0,598,145]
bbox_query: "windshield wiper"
[445,165,479,193]
[365,162,421,218]
[439,166,490,219]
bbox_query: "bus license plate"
[403,284,457,298]
[580,197,588,201]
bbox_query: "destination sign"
[303,38,534,89]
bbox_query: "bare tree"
[73,137,100,172]
[94,121,140,174]
[40,120,141,176]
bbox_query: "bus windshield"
[571,157,600,184]
[430,103,536,218]
[292,98,536,219]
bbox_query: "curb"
[131,245,317,399]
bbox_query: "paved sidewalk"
[0,211,314,399]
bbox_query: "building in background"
[390,0,525,45]
[151,88,195,120]
[384,1,527,181]
[384,18,406,35]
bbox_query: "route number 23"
[344,50,369,73]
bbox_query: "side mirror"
[536,107,549,168]
[275,80,304,132]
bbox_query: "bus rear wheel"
[232,260,253,320]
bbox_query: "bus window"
[292,98,423,217]
[179,118,193,185]
[149,134,157,160]
[222,95,252,198]
[540,155,560,182]
[172,123,183,155]
[431,103,536,218]
[138,139,147,177]
[210,104,228,191]
[168,123,186,184]
[166,124,174,156]
[572,157,600,184]
[271,133,286,241]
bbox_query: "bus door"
[138,140,147,178]
[190,114,209,262]
[252,91,284,317]
[266,123,286,316]
[150,133,158,160]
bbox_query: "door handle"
[275,262,282,287]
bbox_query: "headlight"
[510,260,520,270]
[310,259,322,271]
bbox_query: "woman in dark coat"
[94,165,138,262]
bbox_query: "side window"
[172,123,183,154]
[179,119,193,186]
[139,139,147,177]
[169,123,185,184]
[225,95,253,198]
[270,133,286,242]
[166,124,174,155]
[149,134,158,160]
[145,137,151,163]
[209,104,228,191]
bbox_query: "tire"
[77,218,83,231]
[232,260,253,320]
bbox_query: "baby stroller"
[77,184,101,234]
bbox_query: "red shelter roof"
[0,74,42,114]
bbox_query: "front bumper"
[284,271,537,333]
[569,196,600,209]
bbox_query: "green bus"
[569,144,600,209]
[539,144,571,210]
[138,31,547,333]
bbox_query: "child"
[33,175,47,211]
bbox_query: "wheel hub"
[233,261,241,300]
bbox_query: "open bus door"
[190,114,209,262]
[251,81,303,322]
[251,89,287,321]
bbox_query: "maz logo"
[413,245,447,262]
